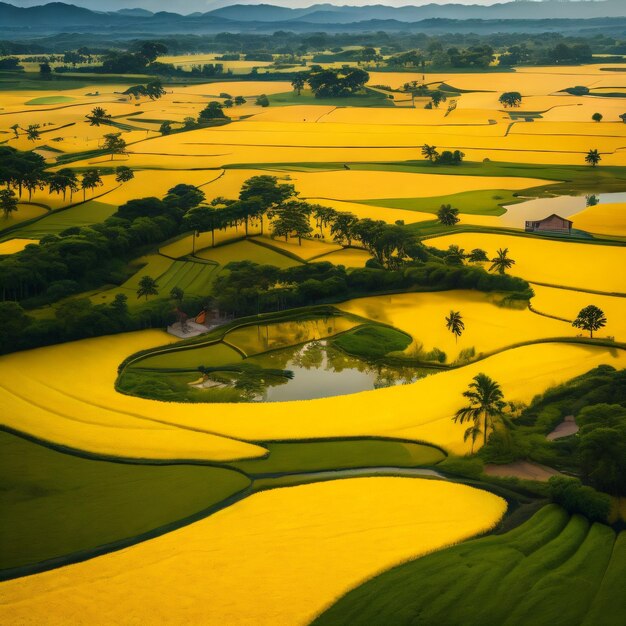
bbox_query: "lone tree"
[499,92,522,108]
[291,74,306,96]
[572,305,607,338]
[453,373,507,449]
[468,248,489,263]
[256,94,270,107]
[445,244,466,265]
[103,133,127,160]
[430,90,447,108]
[115,166,134,183]
[437,203,460,226]
[0,189,19,219]
[421,144,440,162]
[592,112,603,123]
[199,101,228,121]
[585,149,601,167]
[445,310,465,343]
[146,79,166,100]
[86,106,111,127]
[25,124,41,142]
[160,121,172,135]
[489,247,515,275]
[137,275,159,300]
[169,286,184,304]
[234,96,246,105]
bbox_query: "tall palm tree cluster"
[0,146,135,219]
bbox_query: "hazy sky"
[204,1,509,5]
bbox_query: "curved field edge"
[0,478,507,626]
[119,304,625,377]
[0,428,446,579]
[0,429,252,579]
[313,504,626,626]
[1,330,624,460]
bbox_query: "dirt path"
[547,415,579,440]
[484,460,563,482]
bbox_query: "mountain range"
[1,1,626,35]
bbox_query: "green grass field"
[14,201,117,237]
[197,239,302,268]
[25,95,76,105]
[229,439,445,475]
[314,504,626,626]
[133,341,243,370]
[357,188,521,216]
[0,430,250,573]
[332,324,412,358]
[268,88,393,108]
[155,259,219,295]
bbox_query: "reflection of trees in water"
[238,338,437,400]
[290,340,325,370]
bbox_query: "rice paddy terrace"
[1,54,625,625]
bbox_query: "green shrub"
[425,347,447,363]
[547,476,611,523]
[439,455,484,479]
[332,325,411,359]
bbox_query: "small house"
[525,213,573,234]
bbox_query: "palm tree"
[86,106,111,127]
[421,144,439,162]
[585,149,601,168]
[463,424,482,454]
[437,204,459,226]
[445,310,465,343]
[137,276,159,301]
[489,247,515,275]
[453,373,507,446]
[445,244,466,265]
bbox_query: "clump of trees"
[307,66,369,98]
[421,144,464,165]
[499,92,522,108]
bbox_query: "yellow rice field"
[0,331,623,458]
[571,202,626,236]
[0,238,38,255]
[427,233,626,293]
[530,285,626,339]
[338,290,579,359]
[0,477,506,626]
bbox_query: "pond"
[191,339,430,402]
[500,191,626,228]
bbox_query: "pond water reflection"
[246,340,430,402]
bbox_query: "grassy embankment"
[314,504,626,626]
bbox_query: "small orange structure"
[525,213,573,234]
[195,310,206,324]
